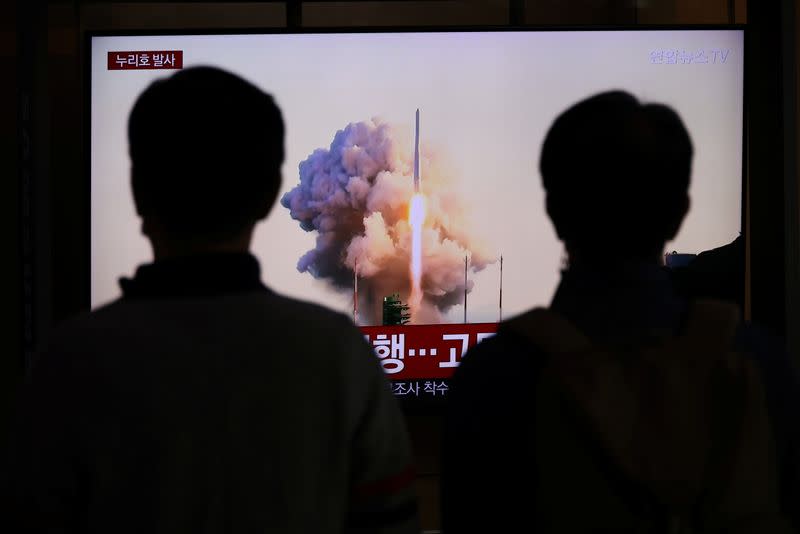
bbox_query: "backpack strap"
[502,308,667,528]
[682,299,741,354]
[503,301,792,533]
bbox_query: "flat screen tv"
[89,28,744,403]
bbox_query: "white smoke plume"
[281,118,496,324]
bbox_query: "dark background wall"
[8,1,799,531]
[2,1,20,475]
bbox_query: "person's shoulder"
[95,289,353,332]
[460,331,526,367]
[44,291,361,358]
[27,300,134,382]
[259,290,350,322]
[254,291,378,362]
[249,290,363,340]
[451,328,539,393]
[445,325,542,455]
[43,298,128,349]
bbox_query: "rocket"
[413,108,421,193]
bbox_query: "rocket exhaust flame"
[409,193,426,314]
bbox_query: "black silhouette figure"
[441,91,799,533]
[5,67,419,534]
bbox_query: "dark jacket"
[442,263,800,533]
[4,254,419,534]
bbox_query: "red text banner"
[360,323,498,380]
[108,51,183,70]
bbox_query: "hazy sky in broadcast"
[91,30,744,323]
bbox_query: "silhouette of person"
[441,91,799,532]
[5,67,419,533]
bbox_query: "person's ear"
[141,218,153,238]
[256,171,282,220]
[131,165,150,217]
[546,195,566,241]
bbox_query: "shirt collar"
[120,252,267,299]
[550,262,686,343]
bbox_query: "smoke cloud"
[281,118,496,324]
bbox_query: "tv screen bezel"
[84,25,748,411]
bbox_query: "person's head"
[540,90,692,265]
[128,66,284,258]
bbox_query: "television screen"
[90,29,744,399]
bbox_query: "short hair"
[540,90,692,257]
[128,66,284,240]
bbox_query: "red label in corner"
[107,51,183,70]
